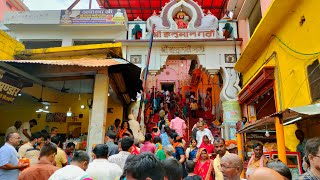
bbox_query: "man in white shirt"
[5,121,22,139]
[108,137,134,170]
[196,121,214,147]
[19,119,37,143]
[86,144,122,180]
[49,150,91,180]
[18,132,44,166]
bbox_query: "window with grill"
[307,59,320,102]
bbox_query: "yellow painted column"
[275,116,287,164]
[237,133,245,178]
[87,69,109,156]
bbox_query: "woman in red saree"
[194,148,214,180]
[199,135,215,158]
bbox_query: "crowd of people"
[1,90,319,180]
[1,113,320,180]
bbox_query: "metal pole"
[275,116,287,164]
[137,24,156,122]
[89,0,92,9]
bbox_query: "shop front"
[236,103,320,179]
[0,38,142,155]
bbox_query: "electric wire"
[273,35,320,56]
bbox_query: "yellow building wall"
[0,84,123,135]
[239,0,320,151]
[105,96,124,129]
[0,31,24,59]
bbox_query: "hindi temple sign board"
[60,9,126,25]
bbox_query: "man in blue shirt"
[0,132,28,180]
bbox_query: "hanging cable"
[273,35,320,56]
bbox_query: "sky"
[23,0,100,10]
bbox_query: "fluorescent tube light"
[283,117,302,126]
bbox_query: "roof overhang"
[8,0,29,11]
[238,66,274,104]
[15,43,123,60]
[96,0,227,20]
[234,0,300,73]
[237,103,320,133]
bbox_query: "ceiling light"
[45,106,49,109]
[67,107,72,117]
[265,130,270,137]
[80,105,85,109]
[181,64,183,66]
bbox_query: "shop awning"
[1,58,129,67]
[237,103,320,133]
[1,58,142,105]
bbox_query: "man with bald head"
[220,153,245,180]
[0,133,28,180]
[249,167,285,180]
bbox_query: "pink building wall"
[0,0,28,21]
[260,0,273,17]
[238,19,250,51]
[146,60,192,92]
[238,0,272,51]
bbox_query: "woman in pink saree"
[194,148,214,180]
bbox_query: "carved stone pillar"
[219,67,241,140]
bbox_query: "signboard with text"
[0,73,23,104]
[60,9,126,25]
[154,30,216,39]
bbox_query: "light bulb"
[108,93,110,96]
[265,130,270,137]
[80,105,85,109]
[45,106,49,109]
[67,107,72,117]
[18,93,22,96]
